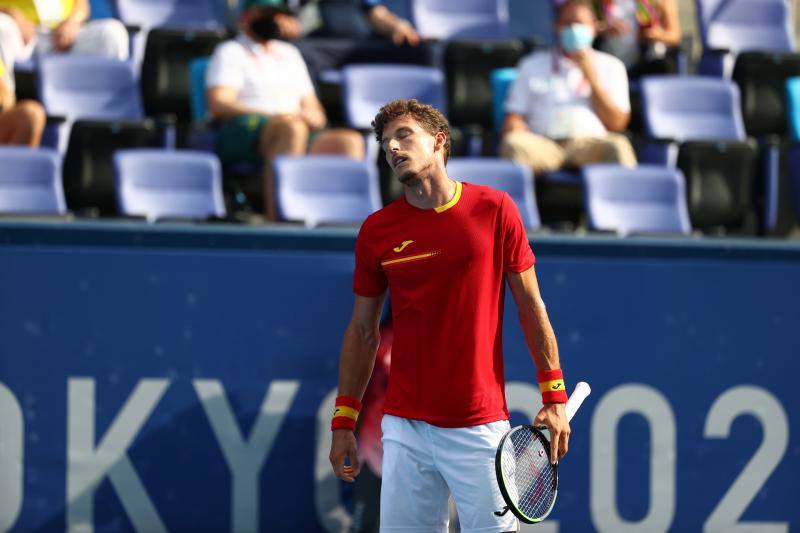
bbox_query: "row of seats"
[16,47,800,234]
[0,146,719,236]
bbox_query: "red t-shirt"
[353,182,536,427]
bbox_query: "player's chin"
[397,169,419,186]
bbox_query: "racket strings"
[501,428,556,520]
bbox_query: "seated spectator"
[499,0,636,175]
[207,0,365,219]
[593,0,682,77]
[0,57,44,145]
[275,0,430,87]
[0,0,128,88]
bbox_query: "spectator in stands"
[274,0,430,87]
[0,0,128,86]
[207,0,366,219]
[0,57,44,145]
[499,0,636,175]
[593,0,682,77]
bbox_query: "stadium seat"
[490,67,517,133]
[640,75,760,233]
[444,40,525,134]
[0,147,66,215]
[582,164,692,235]
[141,28,226,124]
[114,149,225,221]
[114,0,224,29]
[490,67,584,226]
[341,64,446,130]
[37,55,162,214]
[410,0,511,40]
[788,77,800,141]
[445,157,540,229]
[733,52,800,138]
[508,0,554,47]
[189,57,212,123]
[787,146,800,222]
[272,155,381,226]
[695,0,796,77]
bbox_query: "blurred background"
[0,0,798,531]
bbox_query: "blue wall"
[0,221,798,532]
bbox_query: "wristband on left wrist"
[331,395,361,431]
[538,369,568,404]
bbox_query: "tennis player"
[329,99,570,532]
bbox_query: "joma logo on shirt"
[393,240,414,253]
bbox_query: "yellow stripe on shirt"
[381,251,439,267]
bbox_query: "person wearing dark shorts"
[207,0,365,219]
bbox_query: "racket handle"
[565,381,591,422]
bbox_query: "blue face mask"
[559,23,594,53]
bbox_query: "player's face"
[380,116,438,185]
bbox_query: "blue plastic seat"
[0,147,66,215]
[38,55,144,122]
[508,0,554,46]
[490,67,517,132]
[342,64,446,129]
[37,54,163,213]
[641,76,746,144]
[272,156,381,226]
[114,149,225,221]
[189,57,212,123]
[640,75,764,233]
[115,0,224,29]
[786,77,800,141]
[446,157,540,229]
[410,0,510,40]
[696,0,796,77]
[582,164,691,235]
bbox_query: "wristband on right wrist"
[538,369,568,404]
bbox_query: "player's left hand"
[392,20,420,46]
[52,18,80,51]
[534,402,570,464]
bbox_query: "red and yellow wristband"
[331,395,361,431]
[538,369,568,404]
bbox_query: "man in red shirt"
[329,99,569,532]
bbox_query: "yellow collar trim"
[434,181,462,214]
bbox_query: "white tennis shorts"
[380,414,518,533]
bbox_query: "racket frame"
[494,424,559,524]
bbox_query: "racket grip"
[565,381,591,422]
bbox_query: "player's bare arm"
[507,266,571,462]
[329,293,386,482]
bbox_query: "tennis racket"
[494,381,592,524]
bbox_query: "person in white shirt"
[500,0,636,175]
[207,0,364,220]
[0,0,128,94]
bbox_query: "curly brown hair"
[371,99,452,164]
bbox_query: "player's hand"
[534,403,570,464]
[330,428,360,482]
[391,20,420,47]
[52,17,80,51]
[8,8,36,45]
